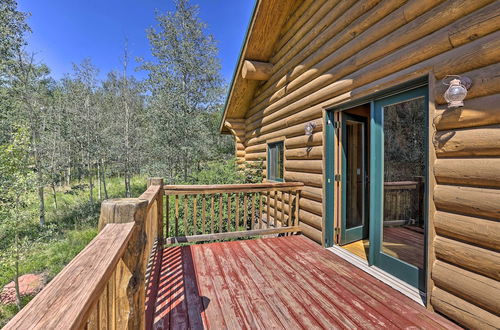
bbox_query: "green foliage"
[188,158,245,185]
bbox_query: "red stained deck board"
[150,235,460,330]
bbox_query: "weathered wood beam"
[165,226,301,244]
[242,60,273,80]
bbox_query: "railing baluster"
[280,191,285,228]
[218,194,223,233]
[202,195,206,235]
[210,194,215,234]
[193,195,197,235]
[266,191,270,229]
[227,193,232,232]
[235,193,240,232]
[273,191,277,228]
[243,193,248,231]
[175,195,179,236]
[166,195,170,238]
[183,195,188,236]
[259,193,263,229]
[251,193,255,230]
[288,190,292,228]
[294,191,300,227]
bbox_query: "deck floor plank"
[288,236,458,329]
[249,239,372,328]
[255,238,400,329]
[151,236,460,330]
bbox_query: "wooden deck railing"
[383,177,424,227]
[3,179,303,329]
[163,182,304,244]
[4,178,164,330]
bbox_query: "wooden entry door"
[340,113,368,245]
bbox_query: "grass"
[0,175,147,327]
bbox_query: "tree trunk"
[97,162,102,200]
[101,160,109,199]
[66,167,71,186]
[38,185,45,226]
[88,161,94,205]
[51,183,57,209]
[14,234,21,311]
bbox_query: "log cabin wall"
[225,119,246,167]
[230,0,500,327]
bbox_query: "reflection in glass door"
[340,113,368,245]
[370,86,428,290]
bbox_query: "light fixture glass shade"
[304,122,315,135]
[444,78,467,108]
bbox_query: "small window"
[267,141,284,181]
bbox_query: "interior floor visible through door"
[341,227,424,269]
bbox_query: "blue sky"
[17,0,255,82]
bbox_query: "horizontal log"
[236,143,245,151]
[301,185,323,202]
[435,125,500,157]
[285,146,323,160]
[434,185,500,220]
[245,144,267,154]
[165,226,302,244]
[278,0,315,42]
[299,208,322,230]
[272,0,347,69]
[284,171,323,187]
[435,94,500,131]
[236,150,245,157]
[283,0,495,101]
[434,235,500,281]
[285,132,323,149]
[246,104,322,137]
[432,260,500,314]
[299,221,323,244]
[242,60,273,81]
[268,193,323,216]
[285,159,323,174]
[273,0,328,57]
[431,287,500,330]
[251,0,418,110]
[434,211,500,251]
[434,61,500,105]
[245,152,266,161]
[434,158,500,188]
[247,10,499,131]
[246,119,323,147]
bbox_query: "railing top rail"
[163,181,304,195]
[139,184,162,211]
[4,222,135,330]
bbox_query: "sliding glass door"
[369,86,428,290]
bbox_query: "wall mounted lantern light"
[304,121,317,136]
[443,75,472,108]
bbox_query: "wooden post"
[98,198,148,330]
[148,177,164,244]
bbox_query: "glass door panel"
[382,98,426,269]
[341,113,368,245]
[370,86,428,290]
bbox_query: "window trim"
[267,140,284,182]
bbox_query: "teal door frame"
[324,76,429,291]
[340,113,368,245]
[369,85,429,290]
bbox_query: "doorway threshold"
[327,245,426,306]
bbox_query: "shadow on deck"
[145,235,459,329]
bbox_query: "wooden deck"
[148,236,459,329]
